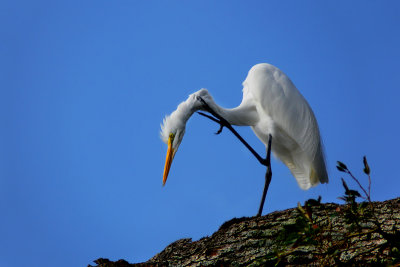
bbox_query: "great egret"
[160,63,328,215]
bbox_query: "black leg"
[257,134,272,217]
[196,96,273,217]
[196,96,267,166]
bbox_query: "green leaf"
[305,197,322,207]
[363,156,370,175]
[341,178,350,192]
[337,161,348,171]
[336,166,346,172]
[348,189,361,197]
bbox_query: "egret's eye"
[169,133,175,145]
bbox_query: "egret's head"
[160,111,186,186]
[160,90,209,185]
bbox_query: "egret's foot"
[196,96,231,135]
[197,111,225,135]
[196,95,268,169]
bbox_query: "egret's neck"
[197,95,259,126]
[170,89,258,129]
[170,95,198,126]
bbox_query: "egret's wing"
[245,64,328,188]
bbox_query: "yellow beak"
[163,136,176,186]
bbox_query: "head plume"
[160,112,186,144]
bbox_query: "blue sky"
[1,1,399,266]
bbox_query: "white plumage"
[161,63,328,190]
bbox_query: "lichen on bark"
[89,197,400,267]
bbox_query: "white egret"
[160,63,328,215]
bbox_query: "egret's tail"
[278,143,328,190]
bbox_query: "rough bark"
[89,197,400,267]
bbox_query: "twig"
[345,169,371,203]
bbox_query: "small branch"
[368,174,371,202]
[345,169,371,203]
[347,227,380,238]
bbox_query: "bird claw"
[215,124,224,135]
[196,95,207,106]
[196,96,230,135]
[197,111,224,135]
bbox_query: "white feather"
[160,63,328,189]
